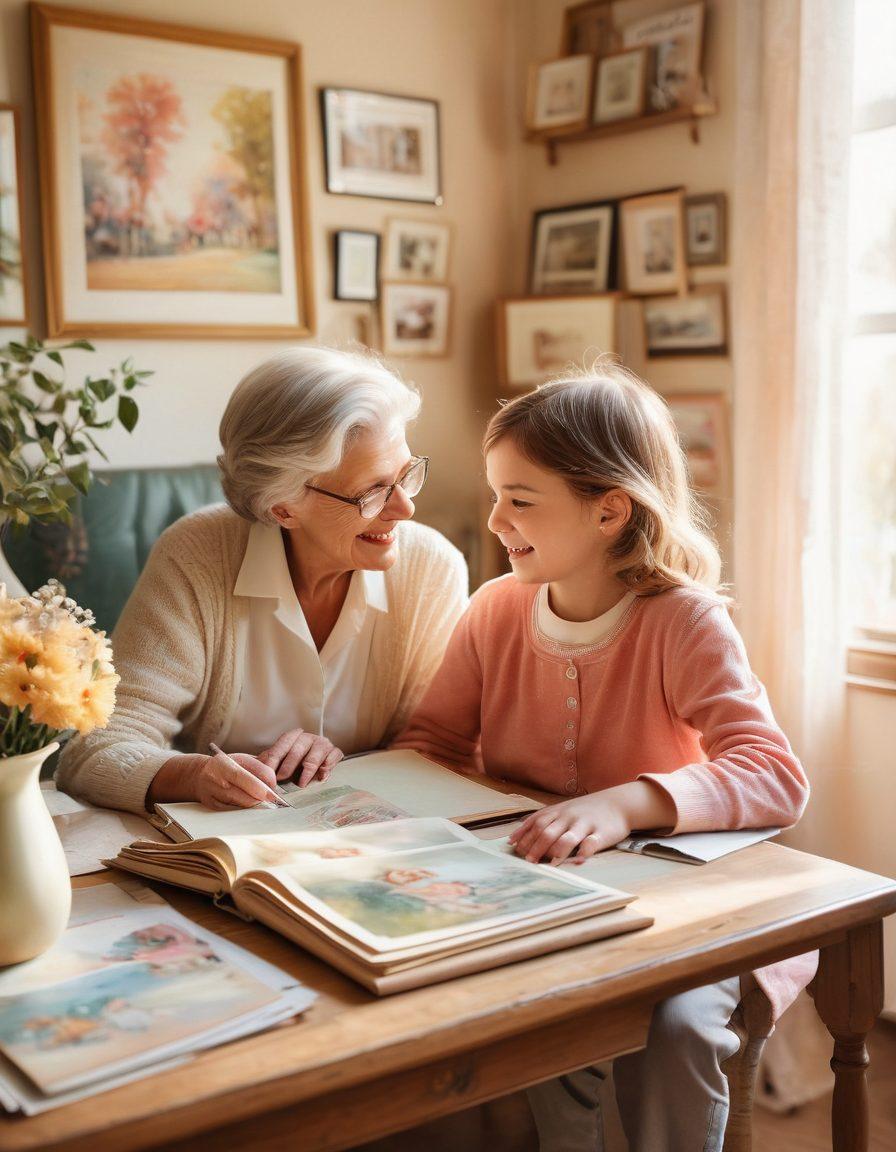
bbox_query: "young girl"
[394,364,814,1152]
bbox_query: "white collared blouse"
[225,521,389,754]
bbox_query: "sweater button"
[564,739,576,750]
[564,781,577,794]
[565,666,577,680]
[566,697,577,708]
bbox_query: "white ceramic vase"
[0,742,71,966]
[0,518,27,598]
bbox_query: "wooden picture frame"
[321,88,442,205]
[380,281,451,358]
[560,1,616,57]
[593,47,649,124]
[333,230,379,302]
[529,198,617,294]
[619,188,687,296]
[30,3,315,339]
[665,391,729,490]
[496,293,619,389]
[684,193,727,266]
[527,55,594,135]
[643,284,728,357]
[382,217,451,283]
[620,1,706,112]
[0,104,30,328]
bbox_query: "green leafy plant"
[0,335,152,526]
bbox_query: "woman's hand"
[194,752,282,811]
[255,728,344,787]
[508,781,677,865]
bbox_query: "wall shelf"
[527,100,718,166]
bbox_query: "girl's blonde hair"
[483,358,725,597]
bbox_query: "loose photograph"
[497,294,618,389]
[321,89,441,204]
[527,55,594,133]
[381,282,451,357]
[530,200,616,293]
[643,285,727,355]
[382,217,451,282]
[619,189,687,295]
[32,6,313,337]
[620,2,705,111]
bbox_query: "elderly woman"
[56,347,468,814]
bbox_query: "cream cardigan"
[56,505,469,814]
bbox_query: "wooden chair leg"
[721,983,775,1152]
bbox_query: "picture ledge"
[527,100,719,165]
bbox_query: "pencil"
[208,743,289,807]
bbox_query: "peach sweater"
[395,575,817,1019]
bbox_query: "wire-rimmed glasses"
[304,455,429,520]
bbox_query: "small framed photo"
[619,189,687,296]
[382,217,451,282]
[665,393,729,490]
[643,285,728,357]
[527,55,594,134]
[529,199,616,294]
[496,294,619,389]
[381,282,451,358]
[593,47,649,124]
[684,193,727,266]
[321,88,442,205]
[620,2,705,111]
[334,230,379,302]
[0,104,29,327]
[560,1,616,56]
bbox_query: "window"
[844,0,896,672]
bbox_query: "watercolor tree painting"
[79,73,281,294]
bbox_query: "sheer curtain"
[731,0,855,1110]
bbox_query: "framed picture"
[560,1,616,56]
[496,294,619,389]
[381,282,451,358]
[382,217,451,282]
[321,88,442,205]
[0,105,29,327]
[31,4,315,340]
[593,47,649,124]
[643,285,728,356]
[527,55,594,134]
[620,2,705,111]
[665,393,729,490]
[529,199,616,294]
[684,193,727,266]
[619,189,687,296]
[333,230,379,302]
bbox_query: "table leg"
[812,920,884,1152]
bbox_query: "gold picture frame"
[496,293,619,390]
[31,3,315,339]
[0,104,30,328]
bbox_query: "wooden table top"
[2,842,895,1152]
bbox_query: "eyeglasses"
[305,456,429,520]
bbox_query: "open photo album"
[110,818,651,994]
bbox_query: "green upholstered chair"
[2,464,223,635]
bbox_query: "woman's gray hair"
[218,346,421,523]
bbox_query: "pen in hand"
[208,743,289,808]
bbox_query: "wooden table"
[1,841,894,1152]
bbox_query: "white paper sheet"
[41,784,167,876]
[616,827,782,864]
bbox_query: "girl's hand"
[256,728,344,787]
[509,791,633,864]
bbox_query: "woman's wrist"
[616,779,677,835]
[145,754,207,809]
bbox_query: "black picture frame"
[529,198,619,295]
[320,87,443,205]
[333,229,380,302]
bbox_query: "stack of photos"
[379,217,453,357]
[0,884,314,1115]
[112,818,649,994]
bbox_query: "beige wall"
[0,0,516,577]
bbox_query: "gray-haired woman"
[56,347,468,814]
